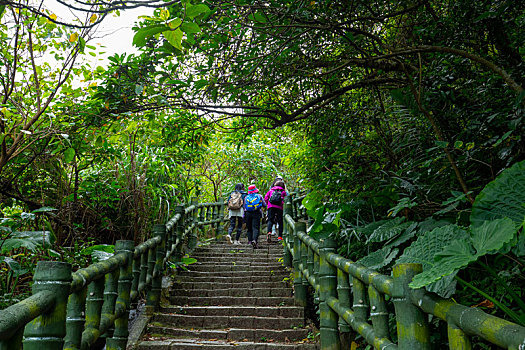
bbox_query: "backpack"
[245,193,262,211]
[228,191,243,210]
[269,189,283,205]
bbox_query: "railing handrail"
[0,198,227,349]
[284,194,525,350]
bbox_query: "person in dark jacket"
[264,181,287,242]
[226,183,247,244]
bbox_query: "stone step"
[192,248,283,257]
[153,314,304,330]
[173,281,291,290]
[201,240,285,246]
[174,275,289,284]
[178,270,289,278]
[194,245,283,254]
[145,325,310,343]
[191,255,282,262]
[188,264,285,272]
[196,244,284,249]
[170,296,296,307]
[139,339,318,349]
[171,288,292,298]
[160,306,304,318]
[191,257,283,264]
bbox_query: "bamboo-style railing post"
[165,221,174,257]
[291,191,298,221]
[64,287,87,349]
[301,241,309,294]
[307,246,315,286]
[81,276,104,348]
[368,284,389,339]
[130,255,141,303]
[138,249,148,294]
[293,222,307,307]
[146,224,166,314]
[212,201,219,236]
[146,245,155,293]
[205,203,211,222]
[448,323,472,349]
[106,240,134,350]
[393,263,431,350]
[100,269,119,338]
[218,197,225,236]
[282,197,293,268]
[23,261,72,350]
[337,269,352,346]
[352,277,368,324]
[314,251,320,304]
[174,205,185,264]
[319,238,340,350]
[198,203,205,224]
[188,198,198,251]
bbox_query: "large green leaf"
[186,4,210,19]
[357,246,399,270]
[1,231,55,253]
[471,160,525,227]
[163,28,184,50]
[408,218,518,289]
[471,218,517,255]
[366,217,408,243]
[410,240,476,288]
[397,224,468,267]
[385,222,418,248]
[357,219,389,237]
[0,256,29,276]
[133,24,169,47]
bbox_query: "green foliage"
[365,218,411,244]
[409,218,518,289]
[169,255,197,271]
[357,246,399,271]
[471,160,525,227]
[0,231,55,254]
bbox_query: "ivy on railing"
[283,195,525,350]
[0,198,226,350]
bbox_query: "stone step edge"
[139,339,318,349]
[146,325,311,341]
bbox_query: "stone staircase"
[137,239,318,349]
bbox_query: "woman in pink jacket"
[264,180,287,242]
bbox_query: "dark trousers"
[267,207,284,237]
[245,211,261,243]
[228,216,243,240]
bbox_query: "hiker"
[226,183,247,245]
[268,175,285,236]
[264,180,287,242]
[244,184,266,249]
[271,175,284,187]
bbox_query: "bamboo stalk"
[23,261,72,350]
[107,240,134,349]
[146,225,166,314]
[319,238,341,350]
[64,287,87,349]
[392,263,430,350]
[293,221,307,307]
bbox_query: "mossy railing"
[283,195,525,350]
[0,198,225,350]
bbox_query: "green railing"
[283,195,525,350]
[0,199,226,350]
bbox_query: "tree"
[102,0,524,201]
